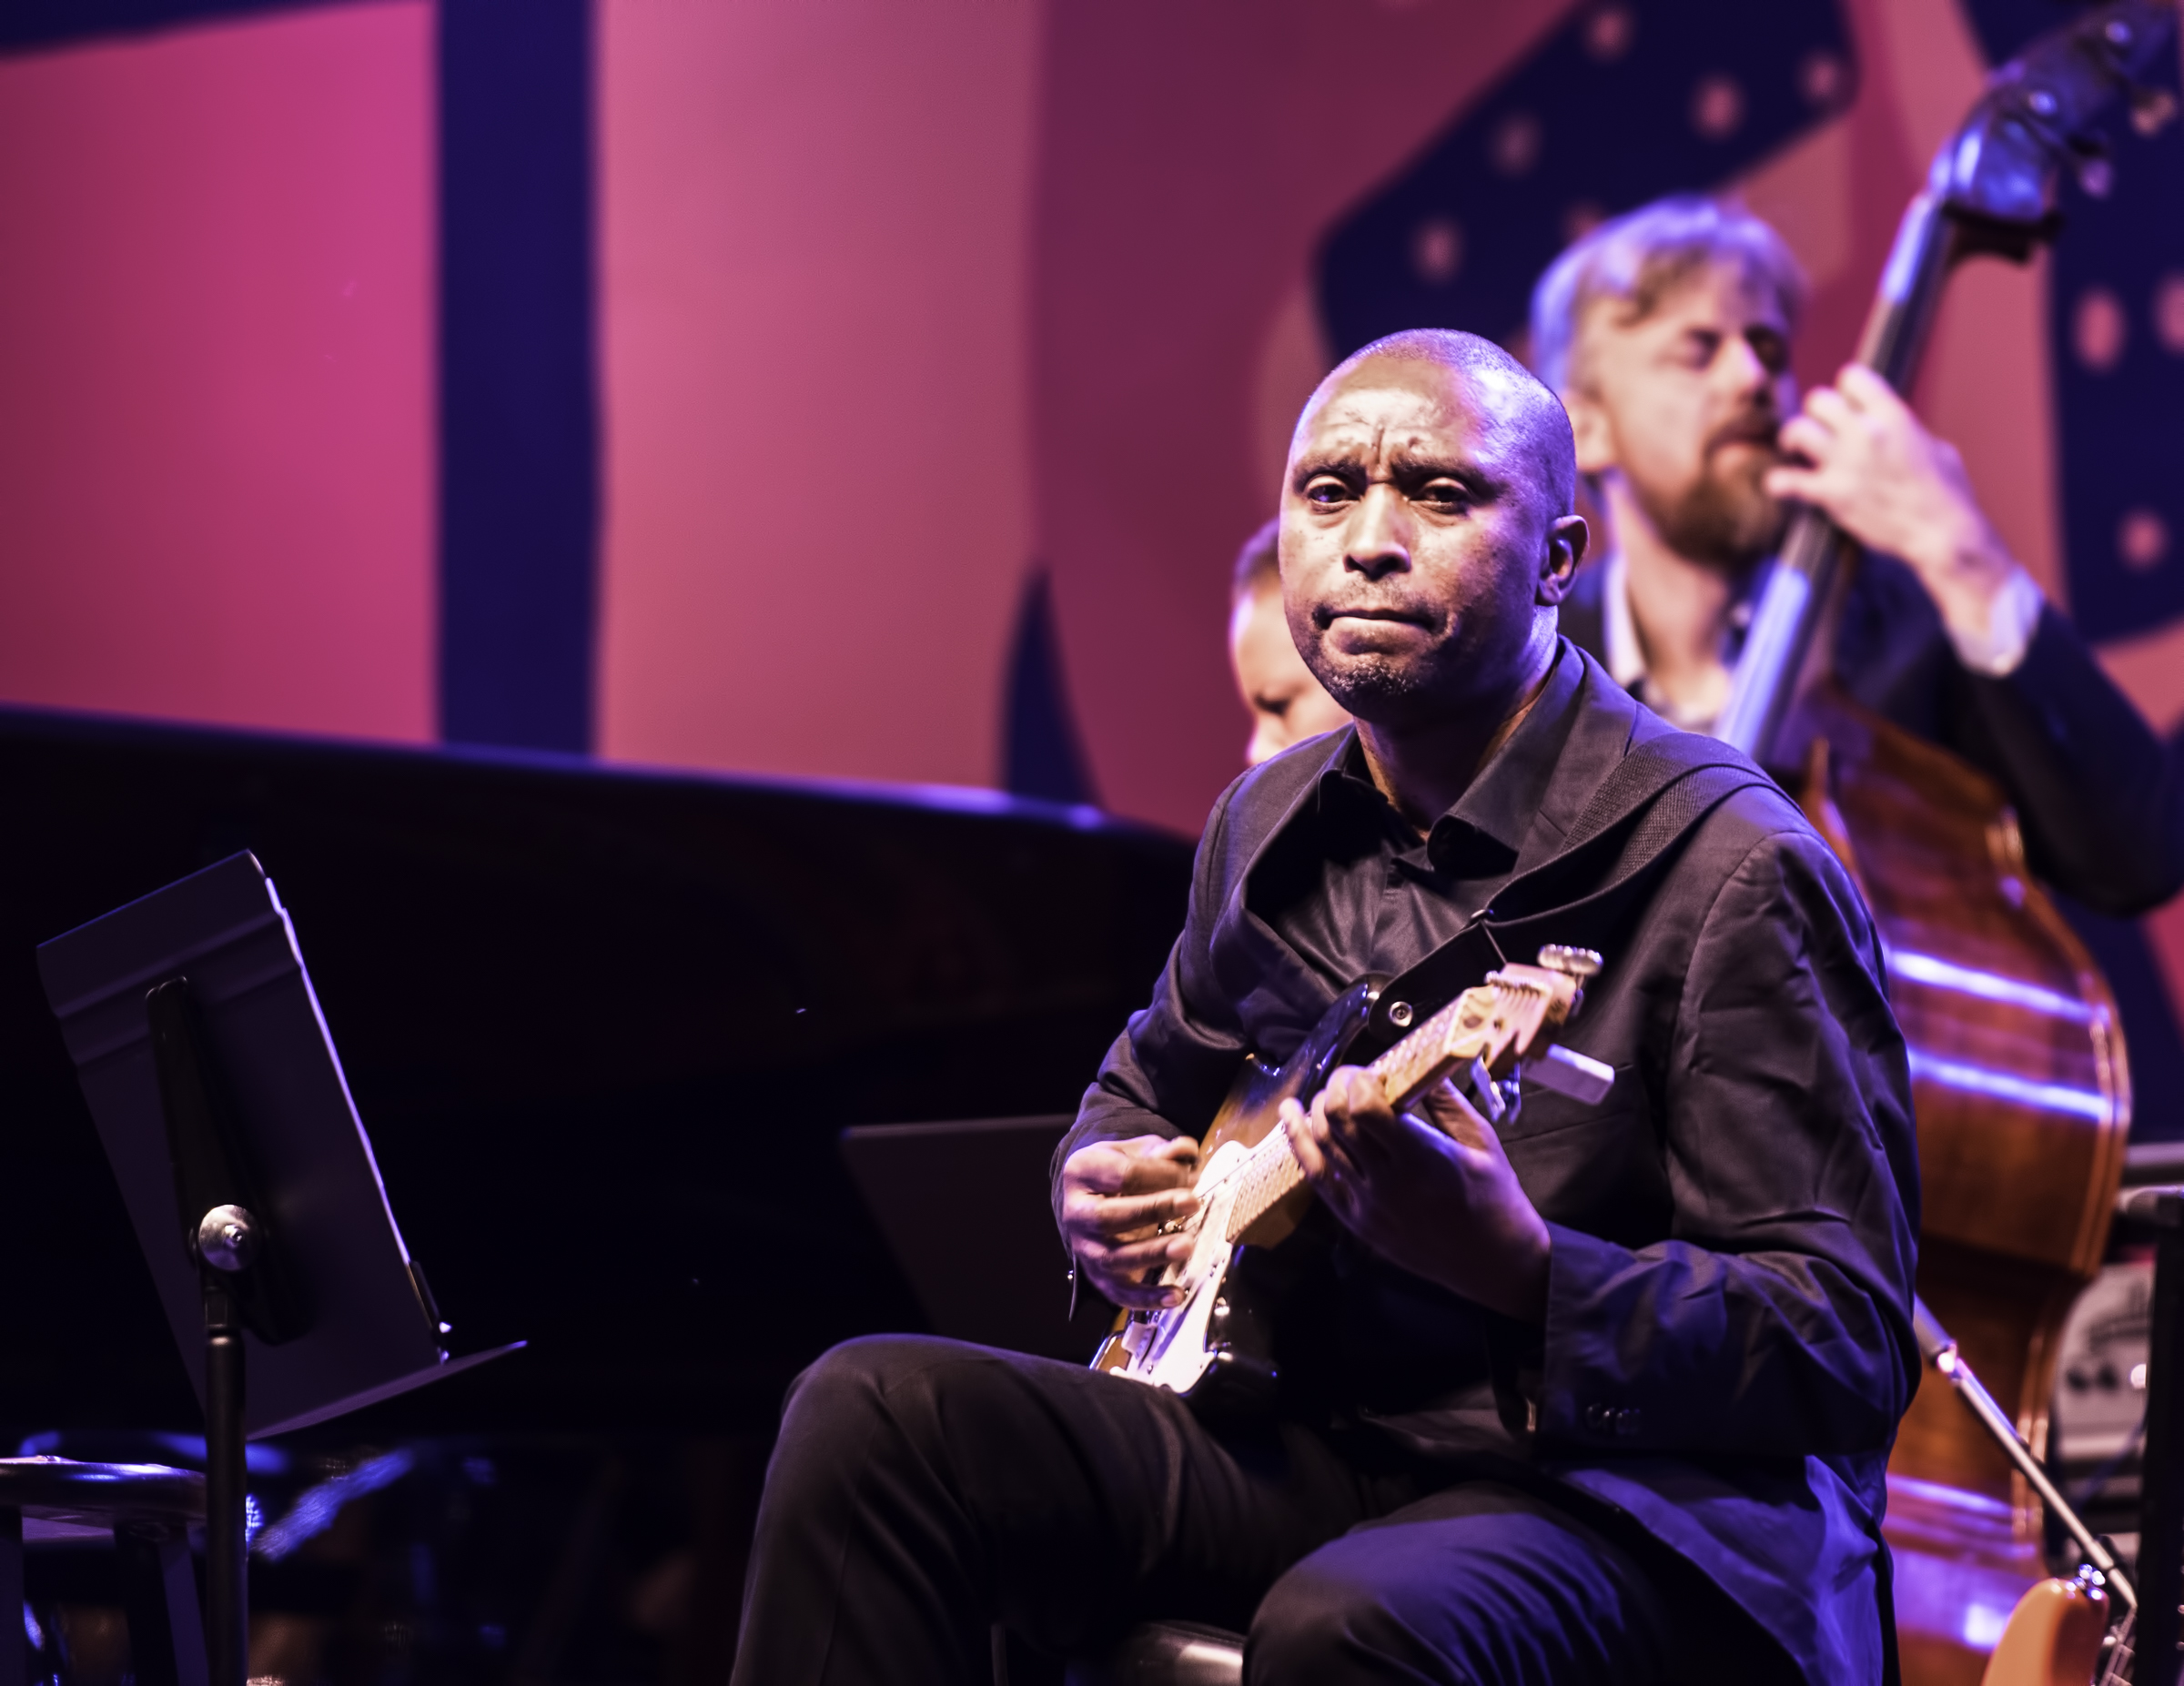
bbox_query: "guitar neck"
[1217,986,1522,1243]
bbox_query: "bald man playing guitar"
[732,330,1917,1686]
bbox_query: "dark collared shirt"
[1176,648,1589,1447]
[1255,644,1583,1006]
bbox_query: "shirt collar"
[1309,642,1587,873]
[1599,548,1647,692]
[1592,549,1767,735]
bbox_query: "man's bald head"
[1294,328,1578,521]
[1277,326,1587,735]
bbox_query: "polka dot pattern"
[1319,0,1860,398]
[1491,113,1542,177]
[1411,218,1463,285]
[2120,509,2171,571]
[1799,50,1845,108]
[2155,273,2184,355]
[2074,287,2128,372]
[1584,6,1634,63]
[1691,74,1744,140]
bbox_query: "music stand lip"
[248,1340,527,1440]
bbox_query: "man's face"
[1229,582,1351,766]
[1565,260,1795,571]
[1279,357,1576,729]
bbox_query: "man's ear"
[1562,386,1618,479]
[1537,514,1587,606]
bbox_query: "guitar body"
[1086,952,1604,1415]
[1087,979,1382,1410]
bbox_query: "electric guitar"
[1089,944,1614,1410]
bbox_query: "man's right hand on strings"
[1057,1135,1200,1310]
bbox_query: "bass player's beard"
[1628,441,1787,575]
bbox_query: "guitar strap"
[1356,733,1775,1057]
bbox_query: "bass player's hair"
[1529,195,1809,398]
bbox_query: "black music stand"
[37,853,520,1686]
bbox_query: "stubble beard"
[1314,651,1429,720]
[1291,608,1443,725]
[1632,446,1786,574]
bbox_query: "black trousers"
[729,1337,1794,1686]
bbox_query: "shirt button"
[1615,1407,1643,1437]
[1584,1402,1612,1432]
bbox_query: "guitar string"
[1126,973,1566,1382]
[1208,978,1543,1243]
[1137,974,1550,1332]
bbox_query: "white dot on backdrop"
[1584,5,1634,61]
[1799,51,1845,107]
[1412,218,1463,285]
[2154,273,2184,355]
[2119,508,2170,571]
[2074,287,2128,371]
[1491,113,1542,177]
[1692,75,1744,140]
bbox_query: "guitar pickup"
[1528,1045,1614,1105]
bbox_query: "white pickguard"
[1107,1138,1254,1394]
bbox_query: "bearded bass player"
[729,330,1918,1686]
[1533,195,2184,914]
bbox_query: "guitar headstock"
[1372,946,1603,1111]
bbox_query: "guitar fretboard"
[1215,975,1545,1243]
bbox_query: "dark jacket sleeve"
[1047,782,1252,1227]
[1945,606,2184,914]
[1843,559,2184,914]
[1535,826,1921,1459]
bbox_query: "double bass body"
[1794,691,2128,1686]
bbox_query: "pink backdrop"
[0,0,2175,1015]
[594,0,1041,791]
[0,2,434,742]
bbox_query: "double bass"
[1712,5,2178,1681]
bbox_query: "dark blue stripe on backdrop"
[438,0,599,752]
[1004,571,1100,807]
[1960,0,2184,647]
[1315,0,1858,356]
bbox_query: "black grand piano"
[0,702,1189,1448]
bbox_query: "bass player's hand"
[1764,365,2035,668]
[1283,1069,1551,1324]
[1057,1135,1200,1311]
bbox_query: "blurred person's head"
[1228,518,1350,766]
[1277,329,1584,733]
[1531,196,1806,575]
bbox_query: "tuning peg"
[1535,945,1603,982]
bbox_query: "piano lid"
[0,705,1192,1437]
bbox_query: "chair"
[1064,1620,1244,1686]
[0,1456,207,1686]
